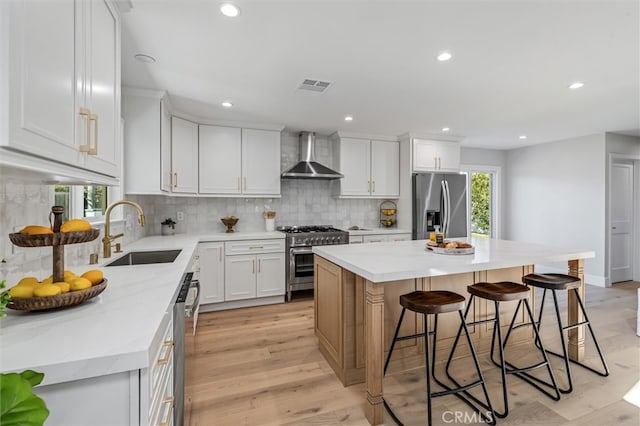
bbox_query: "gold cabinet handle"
[249,246,264,250]
[173,172,178,188]
[159,396,175,426]
[78,107,91,152]
[157,340,174,365]
[88,113,98,155]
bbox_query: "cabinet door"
[83,0,119,177]
[389,233,411,242]
[198,243,225,304]
[256,253,285,297]
[225,255,256,301]
[171,117,198,193]
[433,141,460,172]
[199,125,242,194]
[6,1,77,159]
[413,139,437,171]
[370,140,399,197]
[242,129,281,195]
[160,99,172,192]
[339,138,371,196]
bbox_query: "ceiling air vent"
[298,79,332,93]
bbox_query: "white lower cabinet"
[224,240,285,302]
[350,233,412,244]
[198,242,225,304]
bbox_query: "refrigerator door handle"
[440,180,447,235]
[444,180,451,236]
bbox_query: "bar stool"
[383,290,495,426]
[448,282,561,419]
[522,273,609,393]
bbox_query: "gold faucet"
[102,200,146,258]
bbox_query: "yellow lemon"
[60,219,92,233]
[17,277,39,287]
[40,276,54,285]
[34,284,62,297]
[69,277,92,291]
[9,285,34,298]
[19,225,53,235]
[81,270,103,286]
[53,282,71,293]
[64,270,77,280]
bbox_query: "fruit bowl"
[9,228,100,247]
[221,217,239,233]
[7,279,108,311]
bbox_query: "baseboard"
[199,295,285,312]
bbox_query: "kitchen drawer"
[150,362,174,426]
[349,235,364,244]
[225,239,285,256]
[150,316,173,408]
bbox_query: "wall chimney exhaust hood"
[281,132,343,180]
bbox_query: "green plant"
[0,279,9,318]
[0,370,49,426]
[161,218,176,229]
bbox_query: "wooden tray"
[426,246,475,255]
[7,279,107,311]
[9,228,100,247]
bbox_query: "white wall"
[506,134,607,285]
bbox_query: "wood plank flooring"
[185,282,640,425]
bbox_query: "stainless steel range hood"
[281,132,343,180]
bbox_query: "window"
[464,167,500,239]
[53,185,115,221]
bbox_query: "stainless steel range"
[278,225,349,301]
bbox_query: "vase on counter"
[263,211,276,232]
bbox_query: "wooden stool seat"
[467,282,530,302]
[400,290,466,314]
[522,273,581,290]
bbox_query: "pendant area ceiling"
[121,1,640,149]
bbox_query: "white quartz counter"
[0,231,284,385]
[313,237,595,283]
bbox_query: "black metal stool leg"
[492,300,510,419]
[424,313,433,426]
[550,289,574,393]
[573,289,610,377]
[384,308,406,375]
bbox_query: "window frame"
[53,184,122,223]
[462,165,501,239]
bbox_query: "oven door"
[289,246,314,287]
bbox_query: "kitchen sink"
[105,249,182,267]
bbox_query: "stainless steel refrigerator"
[412,173,468,240]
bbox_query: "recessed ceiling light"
[519,135,528,140]
[220,3,240,17]
[569,81,584,89]
[437,51,452,61]
[344,116,353,122]
[441,127,450,132]
[221,101,233,108]
[134,53,156,63]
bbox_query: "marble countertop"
[0,231,283,385]
[313,237,595,283]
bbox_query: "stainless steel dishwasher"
[173,271,200,426]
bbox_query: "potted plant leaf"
[0,370,49,426]
[161,218,176,236]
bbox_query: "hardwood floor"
[185,282,640,425]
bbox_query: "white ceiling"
[121,0,640,150]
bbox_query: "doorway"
[463,166,500,239]
[609,158,638,284]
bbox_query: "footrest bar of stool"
[436,374,496,425]
[504,360,549,375]
[544,349,610,377]
[511,321,536,330]
[561,320,590,331]
[394,331,432,342]
[464,318,496,327]
[431,379,484,398]
[510,370,561,401]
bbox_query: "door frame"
[607,153,640,286]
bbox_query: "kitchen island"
[312,238,595,425]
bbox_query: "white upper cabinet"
[199,125,242,194]
[333,134,399,198]
[412,139,460,172]
[171,117,199,194]
[242,129,281,195]
[199,126,281,196]
[2,0,121,181]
